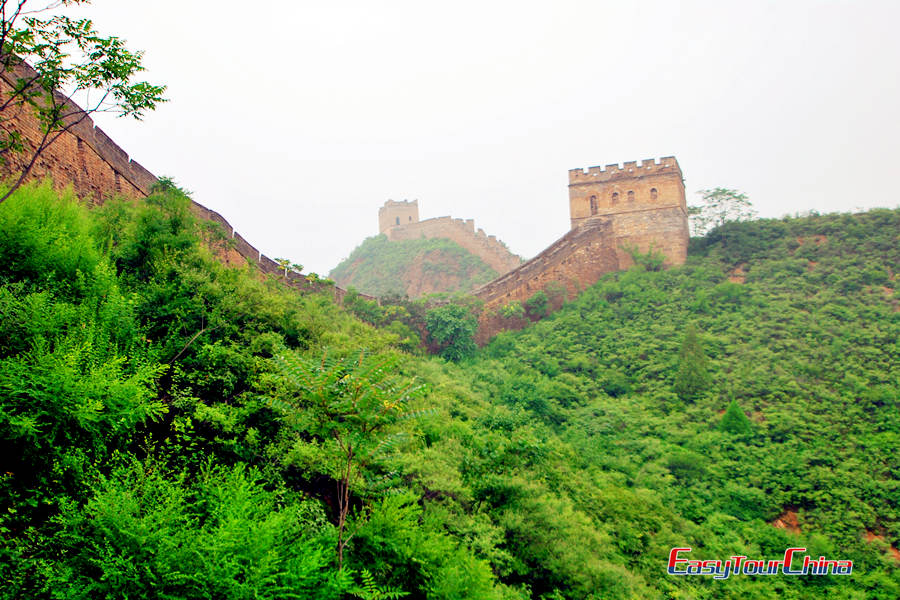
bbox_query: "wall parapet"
[0,59,157,197]
[0,59,373,304]
[385,214,521,275]
[473,204,689,344]
[474,218,614,307]
[568,156,681,185]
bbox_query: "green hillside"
[330,234,498,298]
[1,183,898,599]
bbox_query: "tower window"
[650,187,658,200]
[590,195,598,215]
[611,192,619,205]
[409,216,412,221]
[627,190,635,202]
[395,217,400,225]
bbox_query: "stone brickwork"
[0,61,156,201]
[0,59,373,303]
[473,157,689,342]
[383,212,522,275]
[379,199,420,233]
[475,217,618,311]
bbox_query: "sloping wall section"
[0,59,372,303]
[473,157,689,342]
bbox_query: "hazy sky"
[68,1,900,274]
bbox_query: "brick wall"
[473,206,688,343]
[0,59,374,303]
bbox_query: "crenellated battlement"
[378,199,420,233]
[567,156,686,229]
[0,56,687,337]
[568,156,680,184]
[379,198,418,212]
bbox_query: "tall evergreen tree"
[673,324,711,400]
[720,398,753,435]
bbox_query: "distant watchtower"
[568,157,686,229]
[379,199,419,234]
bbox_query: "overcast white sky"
[68,1,900,274]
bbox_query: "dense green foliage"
[329,234,499,297]
[425,304,478,361]
[1,183,898,599]
[673,324,712,400]
[470,207,900,597]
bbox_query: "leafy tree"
[622,243,666,271]
[673,324,711,400]
[272,351,425,570]
[425,304,477,361]
[500,300,525,319]
[275,257,303,277]
[524,290,549,319]
[0,0,166,203]
[719,398,753,435]
[688,187,756,237]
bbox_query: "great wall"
[475,157,687,309]
[377,159,689,341]
[378,200,522,275]
[0,59,374,303]
[0,58,688,343]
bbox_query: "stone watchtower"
[568,156,686,228]
[567,156,689,268]
[378,199,419,234]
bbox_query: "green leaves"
[425,304,477,362]
[0,1,166,202]
[352,568,408,600]
[329,234,499,298]
[719,399,753,435]
[272,350,426,465]
[270,350,427,568]
[50,459,347,600]
[672,324,711,400]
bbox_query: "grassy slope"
[329,234,498,297]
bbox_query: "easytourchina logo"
[667,547,853,579]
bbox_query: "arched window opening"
[395,217,400,225]
[650,187,658,200]
[627,190,635,203]
[590,195,598,215]
[611,192,619,205]
[409,216,412,221]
